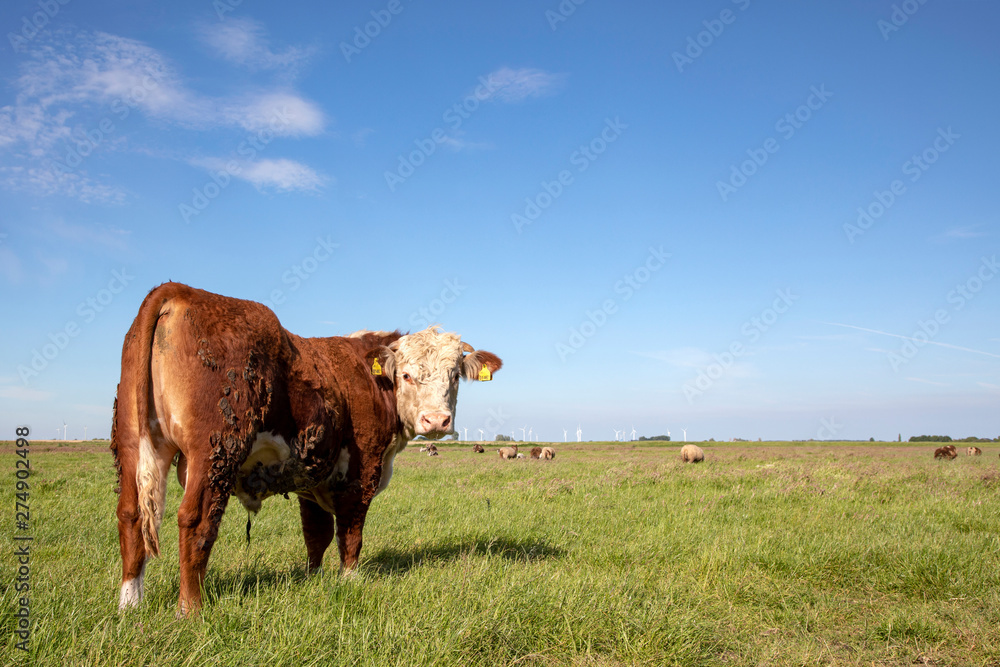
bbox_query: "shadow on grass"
[363,535,565,577]
[200,535,563,601]
[203,562,311,603]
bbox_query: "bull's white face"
[377,327,501,440]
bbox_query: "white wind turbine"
[62,421,68,441]
[613,429,621,442]
[519,426,527,441]
[463,427,468,441]
[630,425,637,441]
[576,425,582,442]
[83,426,88,441]
[563,428,568,443]
[682,428,687,442]
[528,427,533,441]
[478,428,484,441]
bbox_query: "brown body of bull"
[111,283,500,614]
[934,446,957,460]
[541,447,555,460]
[472,444,485,453]
[967,446,982,456]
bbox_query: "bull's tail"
[133,291,170,557]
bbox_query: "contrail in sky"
[823,322,1000,359]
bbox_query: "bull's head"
[371,326,502,440]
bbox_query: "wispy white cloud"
[196,18,311,72]
[191,156,326,192]
[937,224,989,241]
[478,67,565,103]
[643,347,756,379]
[225,92,325,137]
[0,384,53,401]
[0,245,23,284]
[0,166,127,204]
[351,128,374,147]
[439,132,494,152]
[906,377,950,387]
[47,219,132,251]
[240,158,327,191]
[0,30,326,201]
[644,346,713,369]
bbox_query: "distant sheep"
[967,446,982,456]
[497,446,518,460]
[541,447,555,460]
[680,444,704,463]
[516,453,525,459]
[530,447,542,459]
[428,450,439,457]
[472,444,485,453]
[934,446,957,460]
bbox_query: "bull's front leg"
[298,496,334,573]
[332,491,371,574]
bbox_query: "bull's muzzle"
[418,412,452,438]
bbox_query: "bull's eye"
[402,372,414,384]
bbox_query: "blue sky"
[1,0,997,442]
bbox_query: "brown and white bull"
[111,282,501,614]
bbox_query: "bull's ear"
[462,350,502,381]
[367,346,396,384]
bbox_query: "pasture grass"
[2,440,999,665]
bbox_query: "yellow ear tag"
[478,364,492,382]
[371,357,382,376]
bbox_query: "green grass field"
[2,439,999,666]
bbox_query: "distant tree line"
[638,435,671,441]
[495,434,513,441]
[909,435,998,443]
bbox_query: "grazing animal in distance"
[497,445,518,460]
[530,447,542,459]
[934,447,957,460]
[967,446,982,456]
[541,447,555,460]
[516,452,525,459]
[428,450,440,457]
[472,444,485,453]
[680,444,704,463]
[110,282,502,614]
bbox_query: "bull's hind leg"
[120,431,176,609]
[298,496,334,573]
[115,434,148,609]
[176,457,230,615]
